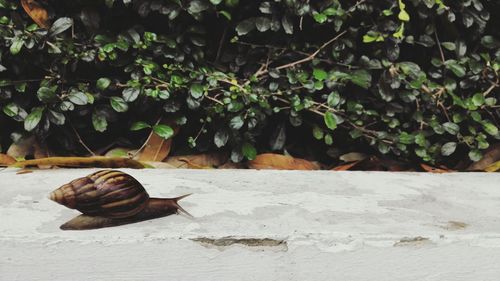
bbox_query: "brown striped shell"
[49,170,149,219]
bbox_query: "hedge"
[0,0,499,165]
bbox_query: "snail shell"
[49,170,149,218]
[49,170,192,230]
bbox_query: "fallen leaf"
[105,147,139,159]
[0,153,17,165]
[467,143,500,171]
[21,0,50,29]
[141,161,177,169]
[138,119,178,162]
[12,156,145,169]
[420,163,453,173]
[248,153,320,170]
[339,152,367,162]
[16,169,34,175]
[219,162,246,169]
[331,161,361,171]
[484,161,500,172]
[165,153,229,169]
[7,135,36,159]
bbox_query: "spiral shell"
[49,170,149,218]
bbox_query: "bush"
[0,0,499,165]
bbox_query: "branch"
[256,30,347,77]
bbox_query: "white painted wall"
[1,169,500,281]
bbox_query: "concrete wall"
[1,169,500,280]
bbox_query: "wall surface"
[1,169,500,281]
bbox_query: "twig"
[483,78,499,97]
[205,95,224,105]
[347,0,367,13]
[69,122,96,156]
[256,30,347,77]
[434,31,446,64]
[131,117,162,158]
[215,27,227,63]
[273,96,393,144]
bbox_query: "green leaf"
[189,83,204,99]
[281,14,293,34]
[47,110,66,125]
[3,103,19,117]
[349,70,372,89]
[255,17,271,32]
[110,96,128,112]
[236,19,255,36]
[230,115,244,130]
[97,78,111,90]
[312,125,324,140]
[188,0,209,13]
[218,10,232,20]
[130,121,151,131]
[398,132,414,144]
[327,91,340,107]
[443,122,460,135]
[313,13,327,23]
[37,86,57,102]
[153,124,174,139]
[10,37,24,55]
[313,68,327,81]
[49,17,73,36]
[68,91,89,105]
[324,134,333,145]
[214,129,229,147]
[468,149,482,162]
[242,142,257,160]
[24,107,44,131]
[441,142,457,156]
[483,122,499,136]
[92,111,107,132]
[398,9,410,21]
[324,112,337,130]
[123,88,140,102]
[378,142,390,154]
[472,93,485,106]
[444,60,466,78]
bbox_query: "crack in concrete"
[191,237,288,251]
[394,236,432,247]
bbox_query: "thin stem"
[69,122,96,156]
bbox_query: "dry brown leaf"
[165,153,229,169]
[331,161,360,171]
[7,135,36,159]
[420,163,453,173]
[16,169,34,175]
[0,153,17,165]
[141,161,177,169]
[339,152,367,162]
[467,143,500,171]
[21,0,50,29]
[12,156,145,169]
[484,161,500,172]
[218,162,246,169]
[248,153,320,170]
[138,119,178,162]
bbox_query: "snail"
[49,170,192,230]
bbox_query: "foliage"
[0,0,499,165]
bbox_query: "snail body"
[49,170,191,230]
